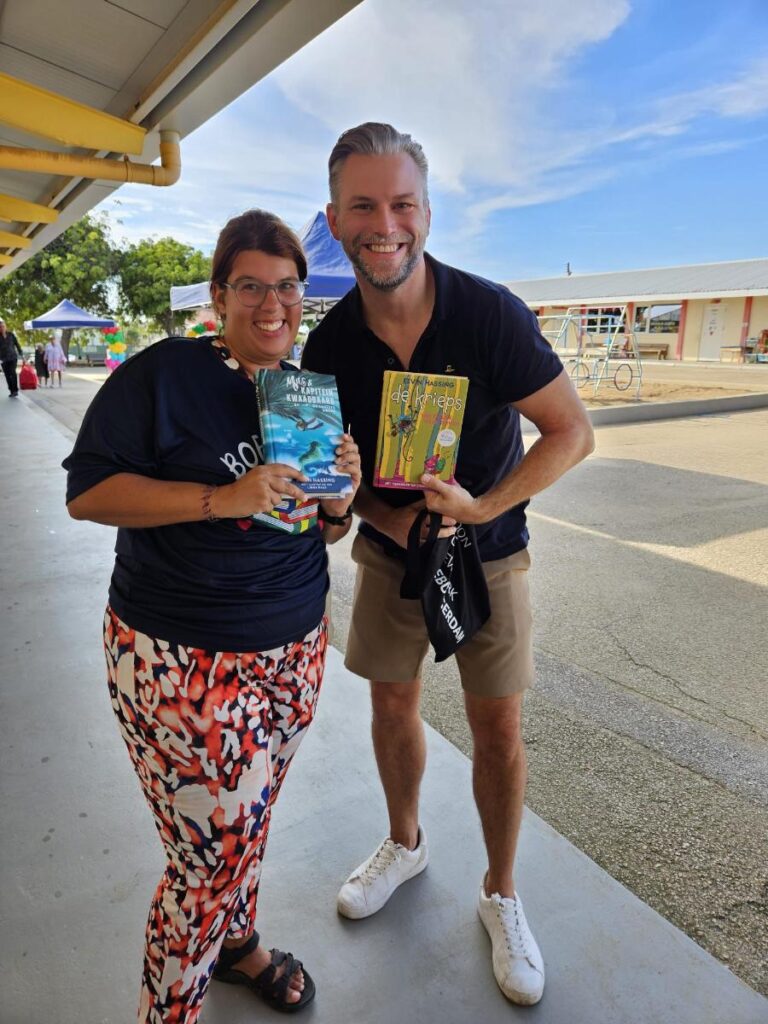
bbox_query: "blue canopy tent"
[28,299,116,330]
[300,210,355,302]
[169,211,356,313]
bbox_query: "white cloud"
[94,0,768,271]
[274,0,631,195]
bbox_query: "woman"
[64,209,360,1022]
[44,334,66,386]
[34,342,50,387]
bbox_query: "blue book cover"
[256,368,353,499]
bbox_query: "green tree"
[119,237,211,337]
[0,213,119,353]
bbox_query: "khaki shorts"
[344,533,534,698]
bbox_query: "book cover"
[256,368,353,499]
[373,370,469,490]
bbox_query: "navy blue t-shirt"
[302,253,563,561]
[63,337,328,651]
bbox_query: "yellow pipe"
[0,254,13,265]
[0,72,146,156]
[0,131,181,187]
[0,228,31,249]
[0,192,59,224]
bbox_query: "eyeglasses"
[224,278,307,308]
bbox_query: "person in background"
[63,208,361,1022]
[34,342,50,387]
[0,316,23,397]
[303,122,594,1008]
[44,335,66,387]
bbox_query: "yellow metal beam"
[0,192,59,225]
[0,72,146,156]
[0,228,31,249]
[0,131,181,187]
[0,254,13,266]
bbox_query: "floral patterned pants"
[103,607,328,1023]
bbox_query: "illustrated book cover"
[256,368,353,499]
[373,370,469,490]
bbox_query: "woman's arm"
[68,465,309,528]
[317,432,362,545]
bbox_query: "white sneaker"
[337,828,429,919]
[478,883,545,1005]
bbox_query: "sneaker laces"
[495,896,534,959]
[355,839,401,882]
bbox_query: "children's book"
[373,370,469,490]
[256,368,353,499]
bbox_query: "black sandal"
[213,932,316,1014]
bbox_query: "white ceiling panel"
[2,0,165,90]
[106,0,190,32]
[0,0,364,277]
[0,43,116,109]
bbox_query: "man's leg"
[371,677,424,850]
[338,534,431,918]
[336,675,429,918]
[2,359,18,395]
[464,691,526,897]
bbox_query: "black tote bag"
[400,509,491,662]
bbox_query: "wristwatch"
[319,503,353,525]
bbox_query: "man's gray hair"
[328,122,429,206]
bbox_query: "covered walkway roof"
[505,257,768,307]
[0,0,362,278]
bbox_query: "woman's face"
[213,249,303,372]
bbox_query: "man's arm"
[420,369,594,523]
[353,483,456,548]
[14,335,22,357]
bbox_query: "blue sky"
[98,0,768,282]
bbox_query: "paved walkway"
[1,394,766,1023]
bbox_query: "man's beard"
[347,235,423,292]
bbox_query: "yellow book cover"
[373,370,469,490]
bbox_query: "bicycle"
[566,355,635,392]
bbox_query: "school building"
[505,258,768,362]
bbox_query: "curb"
[523,392,768,432]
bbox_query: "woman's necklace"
[210,336,251,379]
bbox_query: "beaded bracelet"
[201,484,220,522]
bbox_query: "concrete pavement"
[2,383,767,1022]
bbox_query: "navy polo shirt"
[302,253,563,562]
[63,337,328,651]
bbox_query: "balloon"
[203,319,217,332]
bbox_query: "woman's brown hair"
[210,209,308,306]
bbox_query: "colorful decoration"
[101,325,127,372]
[186,318,219,338]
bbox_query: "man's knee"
[465,691,525,754]
[370,679,421,723]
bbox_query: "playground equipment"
[537,306,643,397]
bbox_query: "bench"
[637,342,669,359]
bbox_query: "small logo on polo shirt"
[444,364,456,373]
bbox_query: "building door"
[699,303,727,360]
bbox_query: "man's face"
[0,322,6,336]
[327,152,430,292]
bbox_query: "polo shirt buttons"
[387,357,395,365]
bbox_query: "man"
[0,317,23,397]
[302,123,594,1006]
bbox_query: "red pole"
[739,296,753,354]
[675,300,688,361]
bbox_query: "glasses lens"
[275,281,306,306]
[233,280,306,306]
[234,281,268,307]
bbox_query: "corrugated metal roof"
[505,258,768,306]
